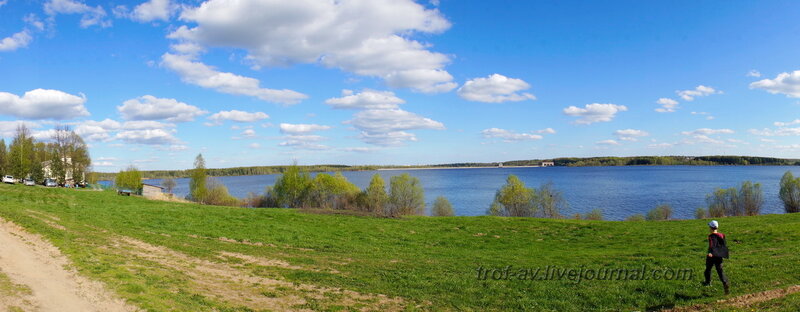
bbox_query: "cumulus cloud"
[596,139,620,146]
[655,98,679,113]
[324,89,404,110]
[648,142,674,149]
[115,128,179,145]
[279,123,332,134]
[747,70,761,78]
[691,111,715,120]
[676,85,721,101]
[279,134,329,150]
[74,119,121,141]
[207,110,269,124]
[44,0,111,28]
[118,95,207,122]
[0,88,89,119]
[563,103,627,124]
[680,128,734,145]
[537,128,556,134]
[0,121,41,138]
[341,147,379,153]
[750,70,800,98]
[613,129,649,141]
[161,53,308,104]
[457,74,536,103]
[115,0,175,22]
[749,127,800,136]
[169,0,455,93]
[481,128,542,142]
[775,119,800,127]
[346,108,444,146]
[0,30,33,52]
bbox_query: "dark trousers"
[704,256,728,285]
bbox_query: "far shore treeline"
[95,155,799,181]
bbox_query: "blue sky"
[1,0,799,171]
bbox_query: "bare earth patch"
[665,285,800,312]
[0,217,139,312]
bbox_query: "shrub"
[706,181,764,217]
[272,164,312,208]
[204,178,240,206]
[432,196,454,216]
[779,171,800,213]
[739,181,763,216]
[161,178,177,194]
[695,207,707,219]
[387,173,425,217]
[115,165,142,194]
[584,209,603,220]
[305,172,360,210]
[189,154,207,203]
[646,204,672,221]
[625,214,645,221]
[535,182,566,218]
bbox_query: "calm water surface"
[139,166,799,220]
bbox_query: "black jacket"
[708,232,729,259]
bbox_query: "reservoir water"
[140,166,799,220]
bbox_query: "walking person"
[703,220,730,295]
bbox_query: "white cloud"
[750,70,800,98]
[207,110,269,124]
[759,138,777,143]
[537,128,556,134]
[248,143,260,149]
[613,129,649,141]
[457,74,536,103]
[74,119,121,141]
[44,0,111,28]
[279,134,329,150]
[648,142,674,149]
[596,139,620,146]
[118,95,207,122]
[681,128,735,136]
[324,89,404,110]
[130,0,174,22]
[655,98,679,113]
[115,128,179,145]
[345,108,444,146]
[341,147,379,153]
[747,70,761,78]
[357,131,417,146]
[0,1,7,8]
[775,119,800,127]
[279,123,331,134]
[563,103,627,124]
[749,127,800,136]
[0,29,32,52]
[0,121,41,138]
[676,85,721,101]
[94,161,114,167]
[161,53,308,104]
[691,111,715,120]
[0,88,89,119]
[170,0,455,93]
[481,128,542,142]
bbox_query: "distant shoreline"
[377,165,542,171]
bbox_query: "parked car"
[23,178,35,186]
[44,178,58,187]
[2,175,15,184]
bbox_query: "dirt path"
[0,217,138,312]
[665,284,800,311]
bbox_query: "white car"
[23,178,36,186]
[2,175,15,184]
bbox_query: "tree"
[362,174,388,213]
[535,182,566,218]
[779,171,800,213]
[204,178,240,206]
[432,196,454,216]
[271,164,311,208]
[115,166,142,194]
[189,154,208,203]
[8,124,34,179]
[49,125,90,185]
[387,173,425,217]
[695,207,707,219]
[488,175,536,217]
[306,172,360,209]
[739,181,763,216]
[162,178,177,194]
[646,204,673,221]
[0,139,7,175]
[706,181,764,217]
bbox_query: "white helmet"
[708,220,719,229]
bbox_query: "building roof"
[142,183,164,189]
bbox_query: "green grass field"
[0,183,798,311]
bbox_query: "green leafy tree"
[272,164,311,208]
[0,139,7,175]
[535,182,567,218]
[488,175,536,217]
[779,171,800,213]
[739,181,763,216]
[306,172,360,209]
[387,173,425,217]
[8,124,34,179]
[204,178,240,206]
[362,174,388,213]
[189,154,208,203]
[115,165,143,194]
[432,196,454,216]
[695,207,707,219]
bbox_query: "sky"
[1,0,800,171]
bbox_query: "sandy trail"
[0,217,138,312]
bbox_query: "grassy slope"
[0,184,798,311]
